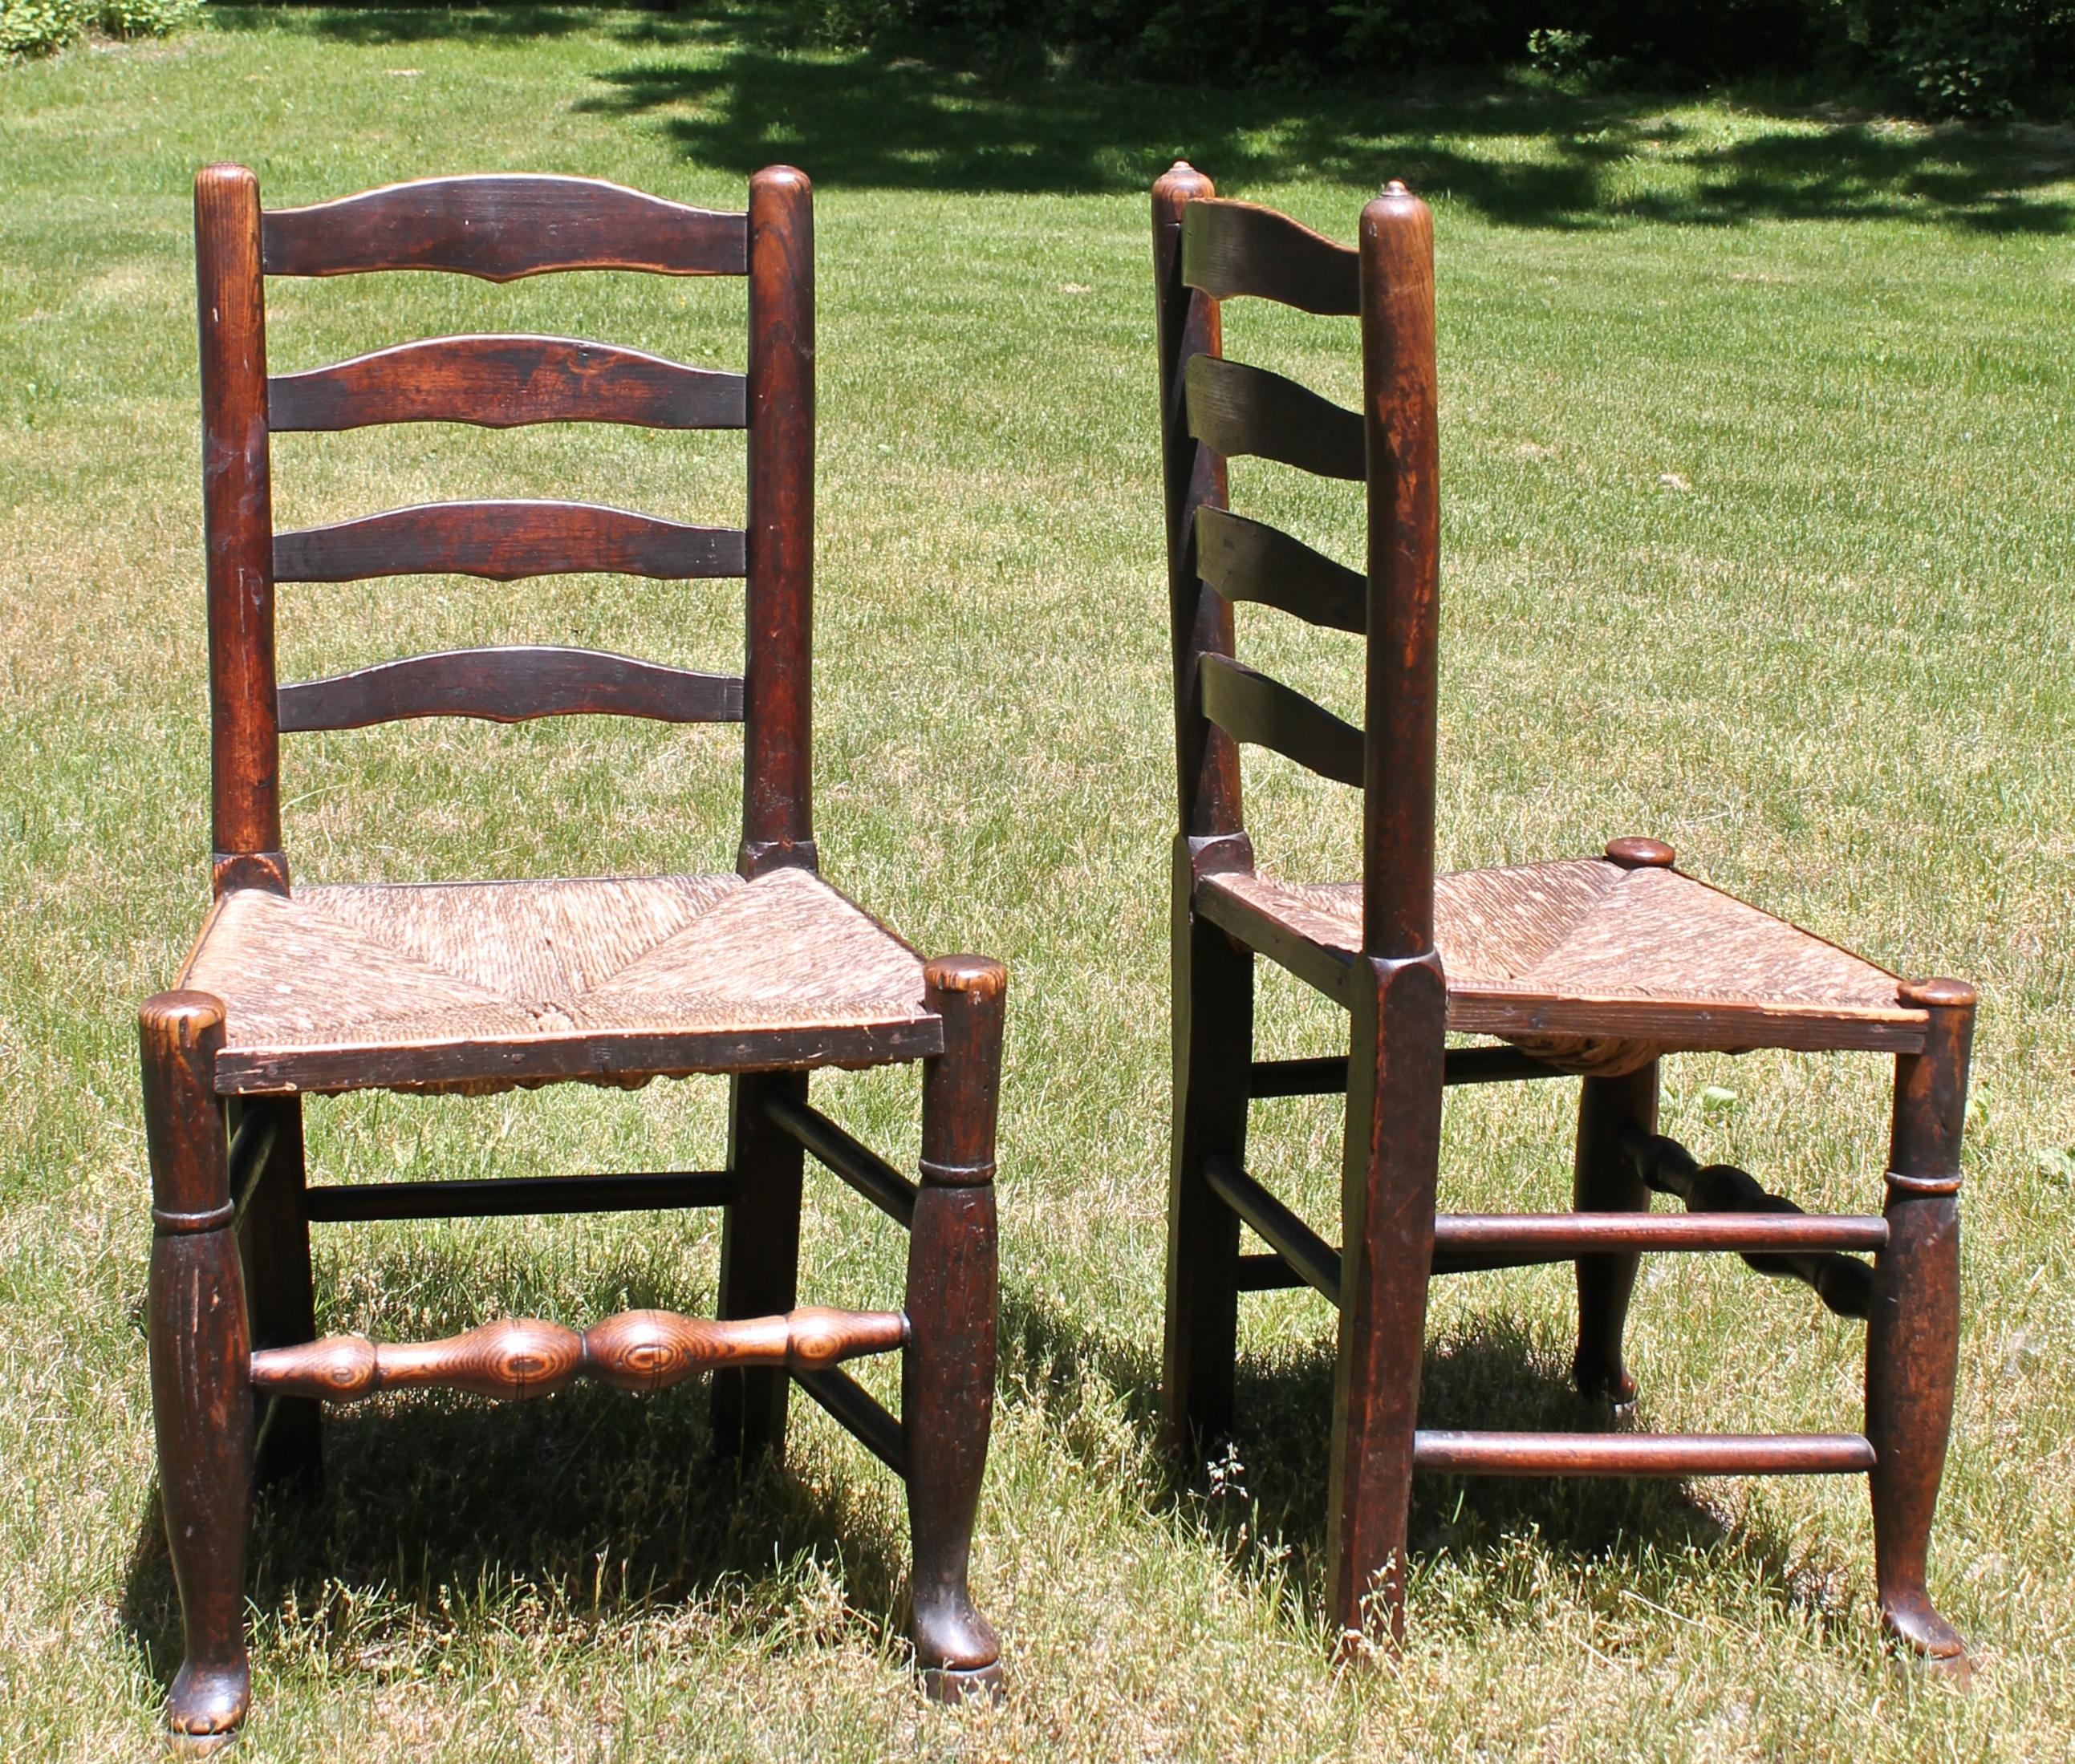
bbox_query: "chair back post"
[195,164,286,897]
[740,165,817,878]
[1356,184,1440,960]
[1152,162,1245,850]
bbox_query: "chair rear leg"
[237,1096,322,1488]
[1326,953,1446,1653]
[714,1071,806,1467]
[1866,979,1974,1668]
[1163,853,1254,1462]
[142,993,254,1740]
[905,957,1005,1701]
[1572,1061,1658,1407]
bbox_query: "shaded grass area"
[2,6,2074,1759]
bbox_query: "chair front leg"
[1326,951,1446,1654]
[904,956,1005,1701]
[141,992,254,1739]
[1866,979,1975,1669]
[1572,1061,1658,1406]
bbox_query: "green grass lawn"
[3,6,2073,1757]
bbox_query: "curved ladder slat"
[277,646,745,731]
[262,175,748,281]
[268,335,747,432]
[272,501,747,582]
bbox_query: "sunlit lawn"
[2,6,2073,1758]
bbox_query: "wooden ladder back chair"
[142,164,1005,1741]
[1151,163,1976,1665]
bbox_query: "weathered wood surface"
[277,647,743,731]
[269,335,746,431]
[262,174,748,281]
[1197,654,1365,789]
[1183,197,1360,314]
[274,501,746,582]
[1184,353,1365,481]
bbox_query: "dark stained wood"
[152,164,1009,1738]
[1198,654,1365,789]
[1153,162,1245,844]
[1182,197,1360,315]
[140,992,253,1738]
[907,958,1005,1698]
[273,501,746,583]
[713,1072,806,1466]
[196,164,285,896]
[739,165,817,877]
[1249,1044,1566,1097]
[1623,1127,1879,1318]
[234,1097,321,1488]
[302,1169,737,1222]
[250,1305,905,1401]
[212,1013,945,1097]
[796,1365,908,1474]
[1573,1062,1656,1406]
[1326,950,1447,1653]
[1203,1153,1341,1303]
[1148,168,1980,1669]
[1196,869,1355,1005]
[1867,980,1974,1666]
[1414,1431,1876,1477]
[1436,1211,1888,1254]
[1195,505,1366,633]
[268,335,747,432]
[1358,183,1441,962]
[277,647,744,732]
[1184,353,1366,481]
[262,174,749,281]
[764,1089,919,1227]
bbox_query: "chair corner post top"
[1155,160,1215,206]
[924,953,1007,1005]
[1606,836,1677,870]
[1897,976,1976,1012]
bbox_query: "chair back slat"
[272,501,746,584]
[1196,505,1364,634]
[261,175,748,282]
[1184,355,1364,481]
[1182,198,1358,315]
[1199,655,1364,789]
[268,336,747,432]
[277,646,743,732]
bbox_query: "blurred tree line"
[807,0,2075,119]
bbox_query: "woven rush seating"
[181,869,937,1094]
[1201,848,1926,1073]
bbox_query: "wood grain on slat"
[1412,1431,1876,1478]
[268,336,746,432]
[1185,354,1365,481]
[262,175,748,281]
[248,1305,907,1402]
[277,647,743,732]
[273,501,746,582]
[1182,197,1360,315]
[1195,505,1366,633]
[1198,654,1364,788]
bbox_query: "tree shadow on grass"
[120,1258,915,1704]
[220,2,2074,227]
[1001,1283,1864,1645]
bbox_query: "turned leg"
[1573,1061,1658,1406]
[905,955,1005,1701]
[1162,842,1254,1461]
[142,992,254,1739]
[236,1096,321,1488]
[1866,978,1975,1668]
[713,1070,806,1467]
[1326,951,1447,1653]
